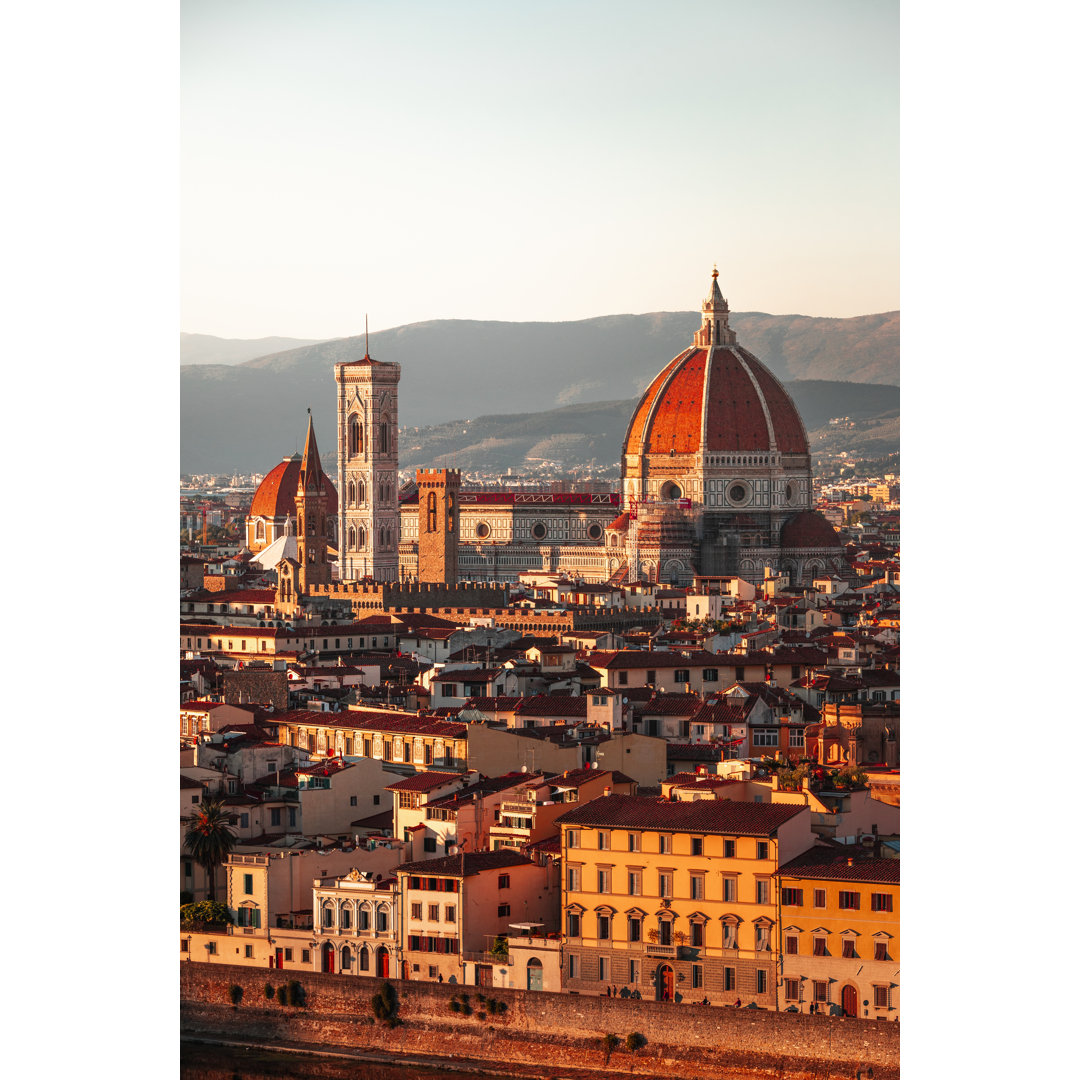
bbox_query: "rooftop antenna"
[364,314,370,359]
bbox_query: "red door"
[275,949,283,969]
[377,947,389,978]
[841,984,857,1017]
[658,965,674,1001]
[323,942,335,974]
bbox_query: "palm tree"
[184,798,236,901]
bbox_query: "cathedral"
[246,271,847,590]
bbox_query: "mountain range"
[180,310,899,475]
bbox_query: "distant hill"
[181,310,899,474]
[180,332,326,366]
[398,382,899,474]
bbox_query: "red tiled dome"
[250,455,339,519]
[779,511,842,549]
[624,344,808,457]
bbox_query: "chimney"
[603,786,611,796]
[847,856,854,866]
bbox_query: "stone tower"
[295,411,333,591]
[334,342,402,582]
[416,468,461,585]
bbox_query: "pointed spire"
[298,410,325,496]
[695,265,736,347]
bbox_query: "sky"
[181,0,899,338]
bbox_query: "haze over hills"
[180,332,325,366]
[181,310,899,474]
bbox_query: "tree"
[184,798,236,901]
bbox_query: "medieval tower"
[295,411,333,591]
[334,343,401,582]
[416,468,461,585]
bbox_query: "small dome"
[779,511,842,549]
[250,454,338,520]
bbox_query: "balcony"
[645,944,676,958]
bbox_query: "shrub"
[180,891,194,905]
[449,1000,462,1013]
[489,935,509,962]
[371,982,399,1026]
[264,983,275,1000]
[477,1011,487,1021]
[602,1033,620,1064]
[276,985,288,1006]
[287,981,305,1007]
[626,1032,646,1054]
[179,900,233,929]
[495,1000,508,1015]
[229,985,243,1006]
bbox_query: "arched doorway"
[376,945,390,978]
[656,964,674,1001]
[340,945,352,973]
[321,941,335,974]
[527,957,543,991]
[841,983,858,1017]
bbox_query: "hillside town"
[180,275,900,1025]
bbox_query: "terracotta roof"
[395,850,534,878]
[556,794,806,836]
[589,649,721,670]
[385,771,463,793]
[779,511,843,550]
[249,455,338,520]
[779,851,900,884]
[642,693,702,717]
[514,695,588,717]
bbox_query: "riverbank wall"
[181,963,899,1079]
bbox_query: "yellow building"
[556,795,814,1006]
[776,850,900,1019]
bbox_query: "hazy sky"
[182,0,898,339]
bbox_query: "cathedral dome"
[250,454,339,520]
[779,510,842,549]
[623,272,808,459]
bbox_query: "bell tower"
[335,332,401,582]
[295,411,332,591]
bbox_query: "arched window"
[347,481,355,506]
[357,526,366,549]
[348,415,361,456]
[358,478,366,504]
[255,520,265,541]
[321,901,335,929]
[379,416,389,454]
[348,526,356,550]
[359,945,369,970]
[340,945,352,971]
[427,491,438,533]
[340,903,352,930]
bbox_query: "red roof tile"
[557,794,806,836]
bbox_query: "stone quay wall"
[181,962,898,1079]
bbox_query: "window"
[284,949,293,962]
[618,671,628,686]
[498,903,511,917]
[690,921,704,948]
[755,926,771,952]
[566,866,581,892]
[814,889,826,908]
[597,831,608,850]
[722,923,737,949]
[755,879,769,904]
[691,837,703,856]
[244,945,253,958]
[674,669,690,683]
[753,729,779,747]
[658,871,671,898]
[239,813,249,829]
[659,834,672,854]
[874,941,889,961]
[703,668,718,682]
[270,808,282,827]
[722,876,737,902]
[180,940,188,952]
[785,935,798,955]
[646,670,656,684]
[838,891,860,910]
[874,985,890,1009]
[785,978,799,1002]
[756,841,769,860]
[424,837,437,853]
[567,912,581,938]
[566,829,579,849]
[597,915,611,939]
[376,909,388,932]
[289,807,296,828]
[628,958,638,983]
[691,874,704,900]
[724,967,736,991]
[301,949,310,964]
[813,980,828,1004]
[350,796,358,807]
[871,893,893,912]
[724,839,736,859]
[428,965,438,978]
[628,915,642,941]
[428,904,439,921]
[597,868,611,894]
[781,888,803,907]
[756,969,767,994]
[243,873,253,895]
[692,964,704,989]
[568,954,579,978]
[359,908,370,931]
[627,870,641,895]
[207,942,217,955]
[237,905,261,929]
[842,938,857,959]
[813,936,827,957]
[658,920,672,946]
